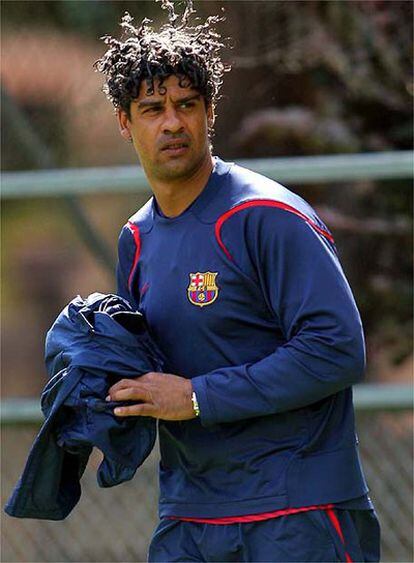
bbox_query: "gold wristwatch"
[191,391,200,417]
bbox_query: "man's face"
[118,75,214,182]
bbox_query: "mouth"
[161,141,189,156]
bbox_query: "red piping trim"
[168,503,334,525]
[126,221,141,291]
[214,199,335,261]
[325,508,353,563]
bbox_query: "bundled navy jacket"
[117,158,370,519]
[5,293,163,520]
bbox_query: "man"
[96,4,380,562]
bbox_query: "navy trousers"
[148,509,380,562]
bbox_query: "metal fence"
[1,386,413,563]
[2,152,413,198]
[1,154,413,561]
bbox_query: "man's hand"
[106,372,196,421]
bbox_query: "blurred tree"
[1,0,412,382]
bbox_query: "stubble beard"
[152,144,210,182]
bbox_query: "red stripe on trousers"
[325,507,353,563]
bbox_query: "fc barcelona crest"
[187,272,219,308]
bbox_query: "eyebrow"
[137,93,201,110]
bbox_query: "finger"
[110,386,151,402]
[114,403,158,417]
[108,378,141,396]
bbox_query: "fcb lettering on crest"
[187,272,219,307]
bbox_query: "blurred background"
[1,1,413,561]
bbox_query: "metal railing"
[1,385,413,562]
[2,384,413,424]
[2,151,413,199]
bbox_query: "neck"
[147,154,214,218]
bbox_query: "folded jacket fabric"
[5,292,163,520]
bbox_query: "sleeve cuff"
[191,375,217,427]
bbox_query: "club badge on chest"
[187,272,219,307]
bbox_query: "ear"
[207,104,215,130]
[117,109,132,141]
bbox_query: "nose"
[162,106,184,135]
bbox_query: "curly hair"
[94,0,229,117]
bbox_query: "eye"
[143,106,162,115]
[179,101,195,110]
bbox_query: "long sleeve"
[192,207,365,427]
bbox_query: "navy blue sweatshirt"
[117,158,369,518]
